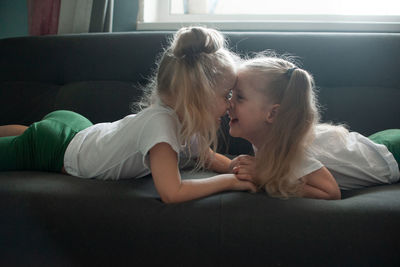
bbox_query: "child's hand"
[230,155,256,182]
[229,174,257,193]
[229,155,247,172]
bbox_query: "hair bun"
[172,27,224,58]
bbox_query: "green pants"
[369,129,400,165]
[0,110,92,172]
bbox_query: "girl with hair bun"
[0,26,256,203]
[229,54,400,200]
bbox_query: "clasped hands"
[229,155,258,191]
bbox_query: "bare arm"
[205,148,232,173]
[300,167,341,200]
[149,143,257,203]
[231,156,340,200]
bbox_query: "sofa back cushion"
[1,32,399,154]
[54,81,142,124]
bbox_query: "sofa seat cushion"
[1,170,400,266]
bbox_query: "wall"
[0,0,29,39]
[0,0,139,39]
[113,0,139,32]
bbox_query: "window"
[137,0,400,32]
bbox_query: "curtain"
[57,0,93,34]
[27,0,61,36]
[27,0,114,35]
[89,0,114,32]
[58,0,114,34]
[137,0,144,24]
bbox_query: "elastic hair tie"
[286,67,298,78]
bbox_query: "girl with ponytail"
[229,54,400,200]
[0,27,256,203]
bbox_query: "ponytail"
[241,56,319,198]
[142,27,237,169]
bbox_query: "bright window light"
[137,0,400,32]
[171,0,400,16]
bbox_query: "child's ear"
[266,104,280,123]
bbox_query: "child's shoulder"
[314,124,349,140]
[136,103,178,120]
[123,103,180,131]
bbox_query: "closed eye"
[235,94,244,101]
[231,88,245,102]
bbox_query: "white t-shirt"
[64,103,197,180]
[293,125,399,190]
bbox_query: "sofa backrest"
[227,32,400,137]
[1,32,399,154]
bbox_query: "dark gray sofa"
[1,32,400,266]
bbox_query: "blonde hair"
[142,26,237,169]
[240,55,320,198]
